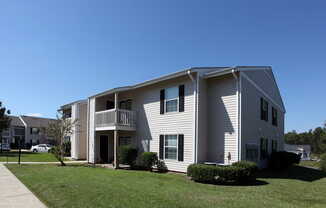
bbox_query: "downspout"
[187,70,197,164]
[232,69,241,161]
[86,98,90,163]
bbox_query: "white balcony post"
[114,93,118,124]
[114,130,119,169]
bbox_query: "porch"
[93,130,135,169]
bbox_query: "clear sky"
[0,1,325,133]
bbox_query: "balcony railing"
[95,109,136,129]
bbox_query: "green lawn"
[299,160,320,169]
[0,151,59,162]
[6,164,326,208]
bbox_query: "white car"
[31,144,53,153]
[0,143,10,151]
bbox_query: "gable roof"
[20,116,57,128]
[9,116,25,127]
[89,67,230,98]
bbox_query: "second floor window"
[260,98,269,121]
[165,87,179,113]
[30,127,40,135]
[272,107,278,126]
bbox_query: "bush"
[269,151,301,170]
[156,160,168,173]
[232,161,258,182]
[134,152,158,171]
[118,145,138,167]
[320,153,326,172]
[187,161,258,184]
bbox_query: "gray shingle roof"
[9,116,25,127]
[20,116,57,128]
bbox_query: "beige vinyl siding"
[197,77,208,163]
[206,74,238,164]
[77,102,88,159]
[241,72,285,167]
[88,98,96,163]
[134,75,195,172]
[242,69,285,112]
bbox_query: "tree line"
[285,121,326,155]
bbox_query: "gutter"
[86,98,90,163]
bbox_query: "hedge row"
[321,153,326,172]
[269,151,301,170]
[187,161,258,184]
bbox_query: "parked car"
[0,143,11,151]
[31,144,53,153]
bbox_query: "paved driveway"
[0,164,47,208]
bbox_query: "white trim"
[239,73,242,161]
[232,70,240,162]
[163,134,178,161]
[18,116,27,128]
[241,73,285,113]
[195,73,199,164]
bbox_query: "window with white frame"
[165,87,178,113]
[164,135,178,160]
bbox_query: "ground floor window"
[271,140,278,152]
[164,135,178,160]
[260,138,269,160]
[246,144,258,162]
[119,137,132,146]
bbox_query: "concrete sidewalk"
[0,164,47,208]
[0,160,87,165]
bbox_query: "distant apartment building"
[59,100,88,160]
[0,115,57,149]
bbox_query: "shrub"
[134,152,158,171]
[187,161,258,184]
[320,153,326,172]
[269,151,301,170]
[232,161,258,182]
[156,160,168,173]
[118,145,138,167]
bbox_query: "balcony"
[95,109,136,131]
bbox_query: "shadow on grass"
[257,165,326,182]
[0,151,39,157]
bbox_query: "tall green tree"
[0,101,11,153]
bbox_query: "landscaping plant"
[45,114,77,166]
[321,153,326,172]
[118,145,138,167]
[187,161,258,185]
[269,151,301,170]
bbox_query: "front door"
[100,135,109,163]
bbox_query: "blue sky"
[0,0,325,132]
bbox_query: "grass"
[0,151,59,162]
[6,164,326,208]
[299,160,320,169]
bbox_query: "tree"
[45,114,76,166]
[0,101,11,153]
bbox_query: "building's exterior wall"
[88,98,96,163]
[197,76,208,163]
[133,75,195,172]
[70,101,88,160]
[206,74,238,164]
[240,71,285,167]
